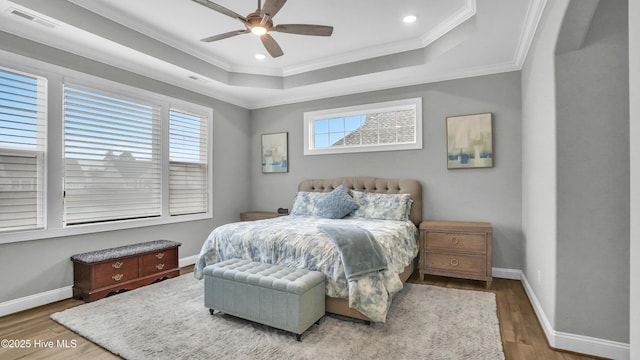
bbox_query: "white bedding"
[194,215,419,322]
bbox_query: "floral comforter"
[194,215,418,322]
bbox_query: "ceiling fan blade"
[271,24,334,36]
[260,34,284,58]
[261,0,287,18]
[192,0,246,22]
[200,29,249,42]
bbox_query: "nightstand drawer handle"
[155,263,165,270]
[451,237,460,245]
[112,261,123,269]
[155,252,165,260]
[112,274,124,281]
[450,258,459,267]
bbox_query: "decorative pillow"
[350,190,413,221]
[290,191,329,216]
[315,185,360,219]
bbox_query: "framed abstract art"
[261,132,288,173]
[446,113,493,169]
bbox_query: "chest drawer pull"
[156,263,165,270]
[450,258,459,267]
[112,274,124,281]
[451,237,460,245]
[155,252,165,259]
[112,261,123,269]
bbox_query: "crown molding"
[421,0,476,47]
[513,0,548,67]
[281,0,477,77]
[67,0,234,72]
[246,59,522,109]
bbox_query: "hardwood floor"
[0,267,605,360]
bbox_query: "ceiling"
[0,0,545,109]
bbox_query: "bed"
[194,176,422,322]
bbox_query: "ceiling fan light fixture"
[194,0,334,57]
[251,26,267,36]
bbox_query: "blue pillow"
[315,185,360,219]
[350,191,413,221]
[291,191,329,216]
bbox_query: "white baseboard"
[179,254,198,268]
[517,269,630,360]
[553,331,630,360]
[0,254,199,318]
[0,286,72,318]
[492,267,522,280]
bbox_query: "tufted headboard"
[298,176,422,226]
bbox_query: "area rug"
[52,275,504,360]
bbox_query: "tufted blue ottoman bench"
[203,259,326,340]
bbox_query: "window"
[169,108,209,216]
[0,67,46,233]
[304,98,422,155]
[1,55,213,244]
[63,84,162,225]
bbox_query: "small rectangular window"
[0,67,47,232]
[304,98,422,155]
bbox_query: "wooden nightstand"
[240,211,286,221]
[419,220,493,289]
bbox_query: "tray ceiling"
[0,0,545,108]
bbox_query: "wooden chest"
[419,220,493,288]
[71,240,181,302]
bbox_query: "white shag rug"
[52,275,504,360]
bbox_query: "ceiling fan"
[192,0,334,58]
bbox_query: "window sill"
[0,212,212,245]
[304,142,422,155]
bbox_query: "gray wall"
[522,0,630,347]
[630,0,640,357]
[521,0,568,330]
[555,0,629,342]
[0,33,252,302]
[249,71,523,270]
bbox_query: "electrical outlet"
[537,270,542,285]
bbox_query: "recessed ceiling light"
[403,15,417,24]
[255,53,266,60]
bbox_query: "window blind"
[169,109,208,216]
[0,68,46,232]
[63,85,161,225]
